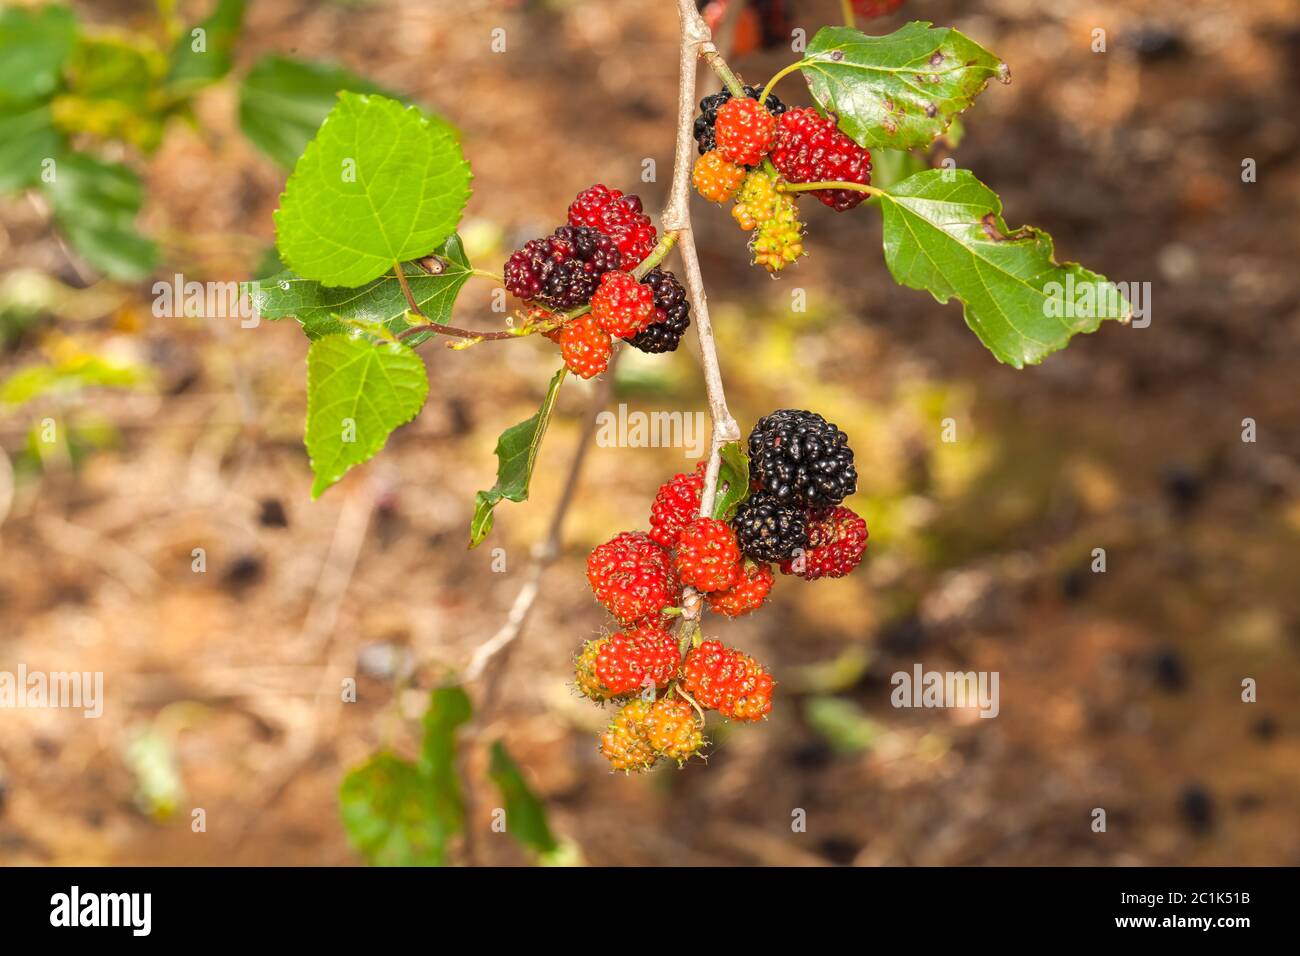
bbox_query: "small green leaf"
[800,22,1006,150]
[419,686,473,835]
[305,334,429,497]
[274,92,471,288]
[339,753,449,867]
[469,367,567,548]
[39,153,158,280]
[166,0,245,94]
[878,169,1130,367]
[488,741,559,858]
[0,103,63,193]
[245,235,472,342]
[238,55,393,170]
[804,696,884,754]
[1,352,148,406]
[711,441,750,522]
[0,5,77,105]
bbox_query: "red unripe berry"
[590,270,656,338]
[779,505,868,579]
[559,314,612,379]
[674,517,743,593]
[568,184,659,269]
[770,108,872,211]
[706,561,774,618]
[682,639,775,721]
[714,96,777,167]
[648,462,707,550]
[587,531,682,625]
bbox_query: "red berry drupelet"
[683,640,775,722]
[590,270,655,338]
[674,517,743,593]
[504,225,622,309]
[648,462,707,550]
[559,314,612,379]
[567,184,658,269]
[707,561,774,618]
[780,505,869,580]
[715,96,778,167]
[625,267,691,354]
[587,531,681,625]
[770,107,873,211]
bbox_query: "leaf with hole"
[800,22,1006,150]
[878,169,1130,367]
[304,334,429,498]
[469,367,567,548]
[274,92,471,288]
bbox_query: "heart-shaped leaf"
[274,92,471,288]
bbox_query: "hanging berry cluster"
[503,185,692,378]
[576,409,868,773]
[692,87,873,272]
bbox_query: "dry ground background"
[1,0,1298,866]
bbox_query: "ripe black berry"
[748,409,857,508]
[693,85,788,158]
[504,225,622,310]
[625,267,691,354]
[732,491,808,562]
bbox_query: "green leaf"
[52,34,169,152]
[711,441,750,522]
[304,334,429,497]
[166,0,245,94]
[804,696,884,754]
[0,102,63,193]
[800,22,1006,150]
[245,234,472,342]
[39,153,158,280]
[419,686,473,834]
[469,367,567,548]
[339,753,450,867]
[878,169,1130,367]
[238,55,393,170]
[488,741,559,858]
[0,5,77,105]
[1,352,148,406]
[275,93,471,288]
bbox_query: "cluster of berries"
[576,409,867,773]
[503,185,691,378]
[691,88,873,272]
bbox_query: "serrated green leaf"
[488,741,559,858]
[878,169,1130,367]
[418,686,473,836]
[274,92,471,288]
[711,441,750,521]
[469,367,567,548]
[166,0,245,94]
[0,5,77,106]
[39,153,158,280]
[0,102,63,193]
[339,753,449,867]
[304,334,429,497]
[238,55,394,170]
[800,22,1006,150]
[244,234,472,342]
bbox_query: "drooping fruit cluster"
[770,108,874,211]
[505,185,692,377]
[577,409,867,773]
[690,88,872,271]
